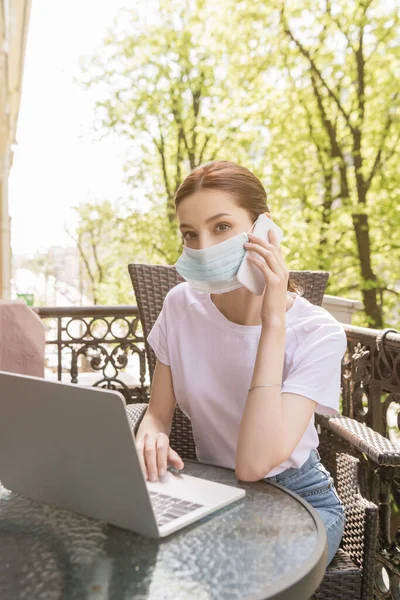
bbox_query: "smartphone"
[237,214,284,296]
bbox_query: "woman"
[136,160,346,565]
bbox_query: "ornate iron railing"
[36,306,400,597]
[35,306,150,403]
[340,324,400,599]
[342,325,400,437]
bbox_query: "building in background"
[0,0,31,299]
[12,245,88,306]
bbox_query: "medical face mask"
[175,226,253,294]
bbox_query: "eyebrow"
[179,213,234,230]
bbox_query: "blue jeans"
[265,448,345,566]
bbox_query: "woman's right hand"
[136,432,184,482]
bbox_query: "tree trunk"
[352,126,382,328]
[352,211,382,328]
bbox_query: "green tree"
[65,200,122,304]
[76,0,400,327]
[67,198,186,304]
[250,0,400,327]
[79,0,266,261]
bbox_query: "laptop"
[0,371,245,538]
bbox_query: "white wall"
[322,294,364,324]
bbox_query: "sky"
[9,0,136,256]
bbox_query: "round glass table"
[0,460,327,599]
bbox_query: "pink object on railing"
[0,301,45,377]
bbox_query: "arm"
[137,359,176,438]
[136,359,184,480]
[235,322,316,481]
[236,227,317,482]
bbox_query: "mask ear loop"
[247,221,257,235]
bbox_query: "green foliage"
[76,0,400,327]
[69,198,183,305]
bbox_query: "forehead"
[176,189,240,221]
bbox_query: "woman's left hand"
[244,229,289,326]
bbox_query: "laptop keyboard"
[149,491,204,527]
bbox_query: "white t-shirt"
[147,282,347,477]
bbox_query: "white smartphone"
[237,214,284,296]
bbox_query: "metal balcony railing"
[35,305,150,404]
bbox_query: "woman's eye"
[216,223,230,232]
[181,224,230,241]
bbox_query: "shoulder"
[291,295,347,353]
[163,281,206,312]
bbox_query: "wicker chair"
[127,263,383,600]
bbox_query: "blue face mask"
[175,226,253,294]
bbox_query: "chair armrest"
[126,403,148,435]
[318,425,379,595]
[316,413,400,467]
[336,449,378,591]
